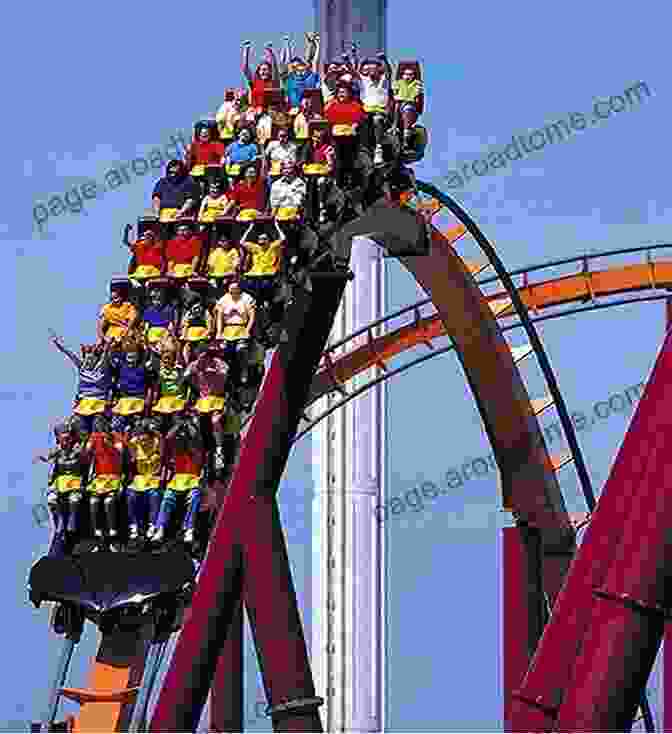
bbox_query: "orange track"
[308,254,672,405]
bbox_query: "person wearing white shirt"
[358,52,392,166]
[269,162,307,219]
[265,128,298,177]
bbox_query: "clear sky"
[5,0,671,730]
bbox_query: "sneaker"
[152,527,165,543]
[183,528,194,544]
[374,145,384,166]
[108,528,118,538]
[146,525,156,540]
[129,525,139,540]
[214,448,227,471]
[94,529,104,539]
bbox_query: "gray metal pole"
[129,640,171,733]
[40,638,76,732]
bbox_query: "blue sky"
[5,0,671,730]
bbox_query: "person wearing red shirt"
[299,120,336,223]
[324,82,366,187]
[241,41,281,120]
[185,121,226,196]
[123,225,165,280]
[152,415,204,545]
[84,416,124,547]
[165,222,203,279]
[229,164,267,220]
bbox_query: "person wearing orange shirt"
[123,225,165,281]
[97,283,139,345]
[84,415,125,549]
[165,221,203,279]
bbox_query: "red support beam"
[554,391,672,731]
[149,274,350,733]
[210,602,244,734]
[511,328,672,731]
[503,526,545,732]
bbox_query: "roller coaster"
[26,38,672,734]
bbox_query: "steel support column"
[149,270,352,733]
[210,603,244,733]
[503,525,545,732]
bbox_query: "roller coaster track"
[46,180,666,732]
[146,180,614,732]
[298,241,672,437]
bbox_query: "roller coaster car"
[28,547,196,633]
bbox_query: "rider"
[207,236,243,285]
[179,289,214,365]
[165,221,203,279]
[222,127,260,178]
[142,282,177,352]
[153,414,204,545]
[241,41,281,120]
[84,415,124,549]
[151,334,190,422]
[228,163,267,221]
[35,418,86,542]
[298,119,336,223]
[240,221,286,311]
[111,334,152,431]
[323,81,366,187]
[123,225,165,281]
[185,121,226,183]
[184,343,231,474]
[198,178,234,224]
[269,161,306,223]
[97,282,139,344]
[283,33,321,113]
[216,89,244,143]
[265,126,298,178]
[215,280,256,384]
[51,336,115,431]
[152,160,200,222]
[358,53,393,166]
[126,417,164,541]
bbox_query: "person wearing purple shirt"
[142,284,177,353]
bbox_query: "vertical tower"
[311,2,387,732]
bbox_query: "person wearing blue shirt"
[223,128,260,166]
[281,33,321,112]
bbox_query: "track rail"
[297,254,672,437]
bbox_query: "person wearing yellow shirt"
[207,237,244,303]
[126,418,164,541]
[240,221,285,310]
[198,178,235,224]
[97,283,139,344]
